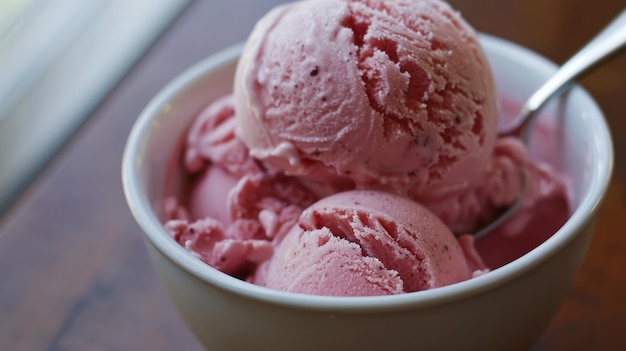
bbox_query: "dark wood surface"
[1,1,624,350]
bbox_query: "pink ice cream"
[234,0,498,197]
[161,0,572,297]
[254,190,486,296]
[164,96,317,278]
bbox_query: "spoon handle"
[501,9,626,138]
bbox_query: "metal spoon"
[471,9,626,239]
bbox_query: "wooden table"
[1,1,624,350]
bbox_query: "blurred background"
[0,0,624,350]
[0,0,190,214]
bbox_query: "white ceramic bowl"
[122,34,613,351]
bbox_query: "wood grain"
[1,0,624,350]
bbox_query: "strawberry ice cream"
[253,190,486,296]
[234,0,498,197]
[161,0,571,297]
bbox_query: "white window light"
[0,0,190,214]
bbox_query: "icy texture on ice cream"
[164,97,317,278]
[234,0,498,197]
[253,190,486,296]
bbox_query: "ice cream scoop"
[234,0,498,197]
[470,9,626,239]
[254,190,487,296]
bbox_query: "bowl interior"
[482,34,611,208]
[122,35,612,307]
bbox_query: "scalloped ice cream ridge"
[162,0,571,296]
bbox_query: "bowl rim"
[122,34,614,312]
